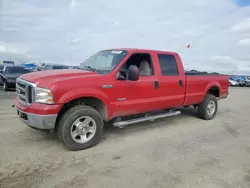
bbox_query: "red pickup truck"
[14,48,229,151]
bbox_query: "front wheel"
[57,105,104,151]
[197,94,218,120]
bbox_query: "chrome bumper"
[16,108,57,130]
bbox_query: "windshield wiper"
[83,65,98,72]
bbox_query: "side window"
[120,53,154,76]
[157,54,179,76]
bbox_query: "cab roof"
[105,48,179,55]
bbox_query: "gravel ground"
[1,87,250,188]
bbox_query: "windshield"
[6,67,31,74]
[79,50,128,74]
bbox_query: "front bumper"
[14,98,62,130]
[16,109,57,130]
[6,80,16,87]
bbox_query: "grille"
[16,78,36,106]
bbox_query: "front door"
[113,76,159,117]
[111,52,160,117]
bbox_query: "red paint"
[17,48,229,121]
[14,98,62,115]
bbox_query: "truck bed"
[184,75,229,106]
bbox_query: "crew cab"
[14,48,229,151]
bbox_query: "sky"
[0,0,250,74]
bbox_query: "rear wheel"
[57,105,103,151]
[197,94,218,120]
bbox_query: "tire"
[3,81,8,91]
[197,94,218,120]
[57,105,104,151]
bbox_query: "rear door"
[154,53,186,109]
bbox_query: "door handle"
[154,81,159,89]
[179,80,183,87]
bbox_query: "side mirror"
[127,65,139,81]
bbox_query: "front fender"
[55,88,112,119]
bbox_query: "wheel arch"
[204,82,221,98]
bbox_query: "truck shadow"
[103,107,198,138]
[23,107,199,150]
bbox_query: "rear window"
[6,67,31,74]
[52,65,69,69]
[157,54,179,76]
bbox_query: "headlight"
[34,87,54,104]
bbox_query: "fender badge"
[102,85,113,88]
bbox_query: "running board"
[113,110,181,128]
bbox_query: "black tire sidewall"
[59,105,103,151]
[203,95,218,120]
[198,94,218,120]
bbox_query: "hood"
[19,69,97,87]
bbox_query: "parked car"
[244,77,250,86]
[42,64,70,70]
[0,64,4,72]
[21,63,37,71]
[229,77,239,86]
[0,64,4,85]
[2,60,15,65]
[0,65,32,91]
[14,48,229,151]
[70,65,79,69]
[237,76,246,87]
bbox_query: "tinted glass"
[157,54,179,76]
[6,67,31,74]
